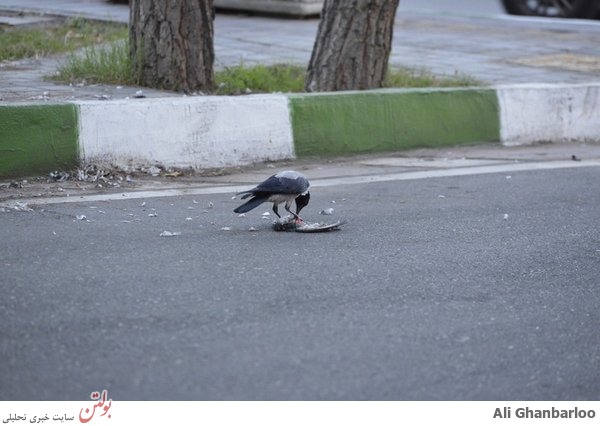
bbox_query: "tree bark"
[130,0,215,93]
[305,0,400,92]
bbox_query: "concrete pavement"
[0,0,600,179]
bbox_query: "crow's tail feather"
[238,191,254,200]
[233,194,269,214]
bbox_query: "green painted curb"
[0,104,79,179]
[288,88,500,156]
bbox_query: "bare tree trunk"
[305,0,400,92]
[130,0,215,93]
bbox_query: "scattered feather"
[9,202,33,212]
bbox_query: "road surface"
[2,150,599,401]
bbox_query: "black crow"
[233,170,310,221]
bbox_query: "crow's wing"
[254,173,309,195]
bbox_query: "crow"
[233,170,310,221]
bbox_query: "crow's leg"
[272,203,281,218]
[284,202,301,222]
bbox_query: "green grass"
[54,41,138,86]
[384,67,481,88]
[0,17,127,62]
[55,48,482,92]
[215,63,306,95]
[215,63,481,94]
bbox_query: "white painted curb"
[498,83,600,146]
[76,94,295,170]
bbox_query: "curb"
[498,83,600,146]
[0,104,79,178]
[77,95,294,171]
[289,88,500,156]
[1,83,599,179]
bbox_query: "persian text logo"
[79,390,112,423]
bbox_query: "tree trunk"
[129,0,215,93]
[305,0,400,92]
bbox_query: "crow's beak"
[295,192,310,216]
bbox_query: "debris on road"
[272,215,345,233]
[4,202,34,212]
[295,220,345,233]
[146,166,161,177]
[49,171,70,182]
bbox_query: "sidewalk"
[1,0,600,180]
[1,0,600,101]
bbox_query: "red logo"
[79,390,112,423]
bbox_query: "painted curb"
[289,88,500,156]
[1,83,599,180]
[77,95,294,170]
[0,104,79,179]
[498,83,600,146]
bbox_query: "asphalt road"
[1,165,599,401]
